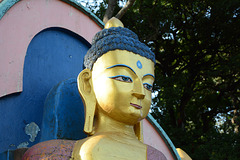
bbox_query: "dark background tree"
[82,0,240,159]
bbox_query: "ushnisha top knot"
[84,17,156,70]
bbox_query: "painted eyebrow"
[106,64,136,74]
[143,74,155,79]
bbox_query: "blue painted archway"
[0,27,89,153]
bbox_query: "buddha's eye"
[109,75,133,83]
[143,83,153,91]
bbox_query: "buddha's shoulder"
[74,134,145,149]
[73,135,111,154]
[22,139,76,160]
[72,135,147,160]
[147,145,167,160]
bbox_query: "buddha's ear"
[134,121,143,142]
[77,69,96,135]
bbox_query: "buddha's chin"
[114,113,144,126]
[126,111,146,124]
[131,106,148,117]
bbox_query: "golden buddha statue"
[72,17,166,160]
[23,17,167,160]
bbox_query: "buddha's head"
[77,18,155,140]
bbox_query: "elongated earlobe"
[77,69,96,135]
[134,121,143,142]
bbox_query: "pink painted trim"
[143,119,175,160]
[0,0,102,97]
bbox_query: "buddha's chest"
[79,138,147,160]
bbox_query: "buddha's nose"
[132,92,145,99]
[132,79,145,99]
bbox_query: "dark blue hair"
[84,27,155,70]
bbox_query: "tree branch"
[115,0,136,19]
[103,0,117,24]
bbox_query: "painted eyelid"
[108,75,133,82]
[143,74,155,79]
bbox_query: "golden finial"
[104,17,124,29]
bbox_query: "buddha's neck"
[94,111,137,139]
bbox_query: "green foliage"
[84,0,240,159]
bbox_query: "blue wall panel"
[40,78,87,142]
[0,27,90,153]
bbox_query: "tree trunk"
[103,0,136,23]
[232,109,239,134]
[103,0,117,24]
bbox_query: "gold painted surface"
[73,50,155,160]
[92,50,154,126]
[176,148,192,160]
[104,17,124,29]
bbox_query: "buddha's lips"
[130,103,142,109]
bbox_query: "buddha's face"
[92,50,155,125]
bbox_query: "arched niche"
[0,27,90,153]
[0,0,103,97]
